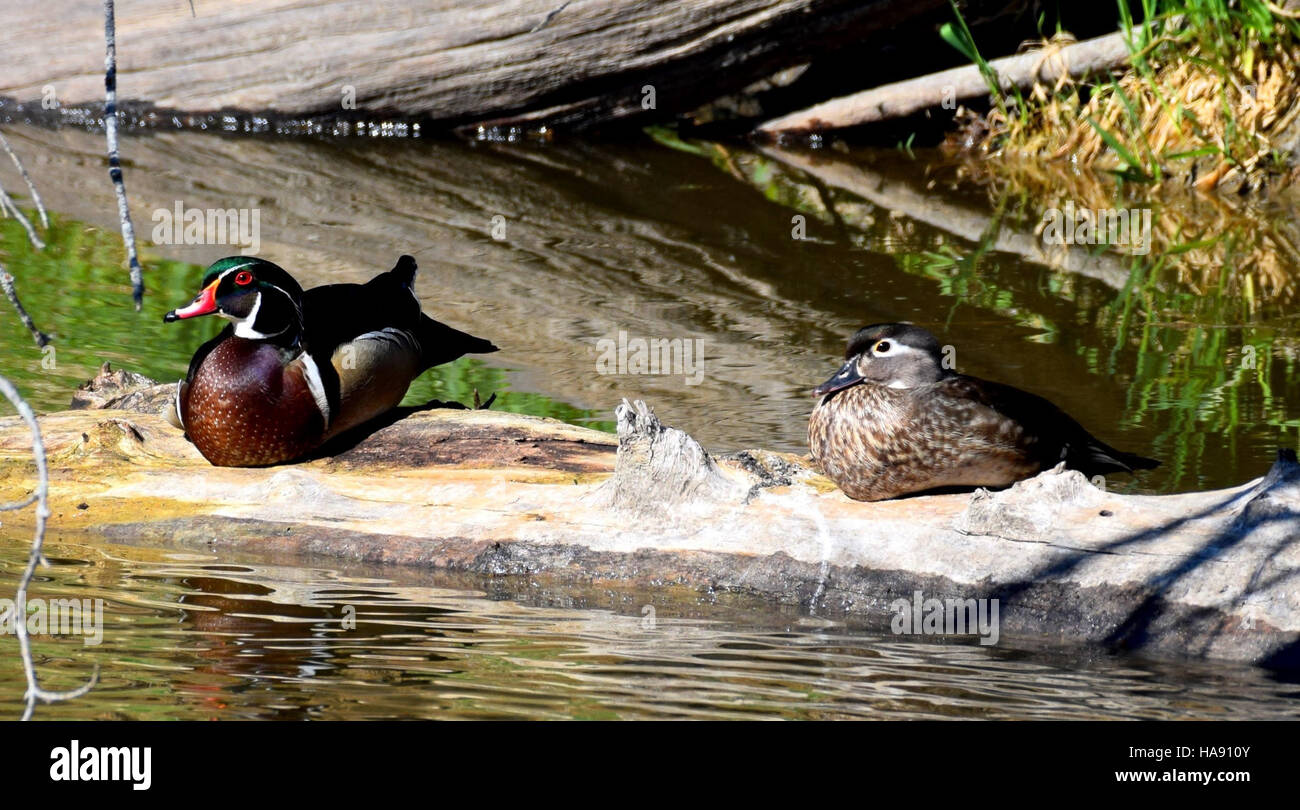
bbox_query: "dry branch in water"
[103,0,144,309]
[0,130,49,229]
[756,29,1132,135]
[0,129,51,346]
[0,375,98,720]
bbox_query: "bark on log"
[2,367,1298,670]
[0,0,936,133]
[756,29,1133,136]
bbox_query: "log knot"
[69,362,172,414]
[589,399,747,517]
[59,418,152,462]
[953,463,1102,541]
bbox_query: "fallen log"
[755,29,1132,136]
[0,0,933,133]
[1,366,1298,670]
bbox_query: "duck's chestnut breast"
[181,338,325,467]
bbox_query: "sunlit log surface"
[1,367,1298,670]
[0,0,935,132]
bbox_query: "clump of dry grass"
[951,1,1300,194]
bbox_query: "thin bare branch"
[0,264,51,348]
[0,130,49,229]
[104,0,145,310]
[0,492,38,511]
[0,186,45,251]
[0,374,99,720]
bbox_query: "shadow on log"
[1,365,1298,670]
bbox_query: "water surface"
[1,123,1297,493]
[3,537,1296,720]
[2,124,1299,719]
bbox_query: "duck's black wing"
[384,255,498,366]
[938,375,1159,476]
[301,255,497,368]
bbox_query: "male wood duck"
[163,255,497,467]
[808,323,1159,501]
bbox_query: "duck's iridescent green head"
[164,257,305,342]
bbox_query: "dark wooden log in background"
[0,0,939,132]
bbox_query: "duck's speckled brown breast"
[809,382,1042,501]
[181,338,326,467]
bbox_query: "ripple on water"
[1,537,1297,721]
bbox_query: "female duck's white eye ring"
[873,340,892,354]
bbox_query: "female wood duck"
[163,255,497,467]
[808,323,1159,501]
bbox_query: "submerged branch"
[0,130,49,229]
[0,264,51,348]
[0,375,99,720]
[0,186,45,251]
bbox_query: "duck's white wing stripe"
[299,353,332,428]
[173,380,185,429]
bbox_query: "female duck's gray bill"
[813,359,866,397]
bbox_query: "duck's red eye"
[234,271,254,286]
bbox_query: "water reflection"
[2,538,1296,720]
[1,123,1296,494]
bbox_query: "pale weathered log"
[0,0,931,132]
[1,368,1297,669]
[756,28,1133,135]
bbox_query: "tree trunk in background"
[0,0,941,132]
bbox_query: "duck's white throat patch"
[231,291,266,339]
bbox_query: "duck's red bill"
[164,280,219,322]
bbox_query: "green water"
[0,213,609,430]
